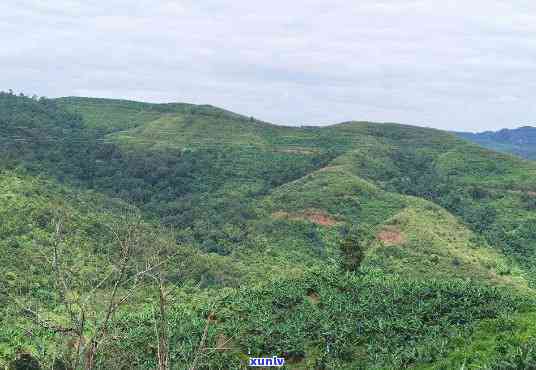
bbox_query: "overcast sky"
[2,1,536,131]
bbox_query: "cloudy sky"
[2,1,536,131]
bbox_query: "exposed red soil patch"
[304,211,338,226]
[272,209,338,226]
[377,227,406,246]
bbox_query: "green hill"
[2,92,536,369]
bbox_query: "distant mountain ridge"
[457,126,536,160]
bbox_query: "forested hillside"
[457,126,536,160]
[2,91,536,369]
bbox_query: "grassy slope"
[255,165,530,290]
[367,203,529,289]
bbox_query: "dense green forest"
[2,91,536,369]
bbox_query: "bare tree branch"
[189,311,215,370]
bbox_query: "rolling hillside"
[457,126,536,160]
[2,92,536,369]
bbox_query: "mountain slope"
[2,92,536,368]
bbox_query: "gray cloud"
[1,0,536,131]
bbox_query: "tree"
[10,211,174,369]
[338,225,372,272]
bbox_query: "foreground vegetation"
[1,91,536,368]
